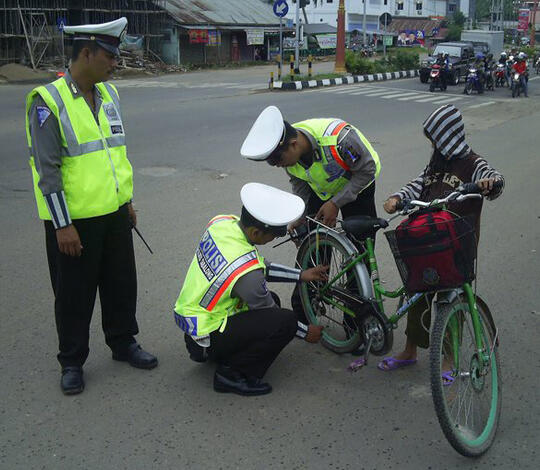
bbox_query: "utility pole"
[335,0,346,73]
[362,0,367,46]
[489,0,504,31]
[295,0,300,73]
[531,0,539,46]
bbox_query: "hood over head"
[423,104,470,160]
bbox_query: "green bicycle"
[287,183,502,457]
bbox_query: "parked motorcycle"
[360,45,374,57]
[511,71,525,98]
[429,64,447,92]
[463,67,483,95]
[494,63,507,87]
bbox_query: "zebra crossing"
[308,83,473,106]
[114,79,262,90]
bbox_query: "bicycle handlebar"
[396,180,503,213]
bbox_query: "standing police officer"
[25,18,157,395]
[173,183,327,396]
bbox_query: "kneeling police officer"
[173,183,327,396]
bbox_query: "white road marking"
[414,95,451,102]
[380,92,420,99]
[429,96,464,104]
[352,89,398,96]
[464,101,496,109]
[342,88,382,95]
[333,86,377,94]
[396,93,425,101]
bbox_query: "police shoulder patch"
[36,106,51,128]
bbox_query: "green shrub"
[389,49,420,70]
[519,45,538,58]
[345,50,375,75]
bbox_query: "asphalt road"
[1,66,539,469]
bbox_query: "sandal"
[377,356,417,371]
[442,370,456,387]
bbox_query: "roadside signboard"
[246,29,265,45]
[316,34,337,49]
[518,9,530,32]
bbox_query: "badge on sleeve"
[36,106,51,128]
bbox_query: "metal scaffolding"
[0,0,168,67]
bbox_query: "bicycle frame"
[309,223,490,367]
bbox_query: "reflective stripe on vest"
[323,119,350,171]
[206,215,237,228]
[174,312,198,336]
[200,251,258,310]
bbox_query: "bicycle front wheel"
[430,296,501,457]
[296,231,368,354]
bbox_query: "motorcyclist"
[435,52,448,87]
[472,53,486,93]
[442,52,450,86]
[506,54,515,86]
[512,52,528,97]
[498,51,507,65]
[484,53,494,89]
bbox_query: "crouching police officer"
[173,183,327,396]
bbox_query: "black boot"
[113,343,158,369]
[61,366,84,395]
[213,365,272,396]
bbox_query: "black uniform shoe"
[184,334,208,363]
[213,366,272,396]
[113,343,158,369]
[61,367,84,395]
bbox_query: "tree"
[452,11,467,28]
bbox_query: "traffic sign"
[56,16,67,32]
[379,13,392,27]
[273,0,289,18]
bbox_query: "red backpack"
[390,209,476,293]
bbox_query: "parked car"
[420,42,475,85]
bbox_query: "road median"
[271,69,419,90]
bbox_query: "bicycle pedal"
[347,357,366,373]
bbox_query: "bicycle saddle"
[342,216,389,236]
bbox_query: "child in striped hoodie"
[378,104,504,379]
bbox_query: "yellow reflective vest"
[174,215,266,337]
[287,118,381,201]
[25,77,133,220]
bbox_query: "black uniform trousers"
[291,182,377,319]
[45,204,139,368]
[187,307,297,379]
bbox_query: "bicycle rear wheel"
[296,230,368,354]
[430,296,501,457]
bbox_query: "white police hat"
[64,17,128,56]
[241,106,285,161]
[240,183,305,236]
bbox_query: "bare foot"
[393,350,417,362]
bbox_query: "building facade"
[286,0,472,31]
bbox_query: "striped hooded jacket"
[392,104,504,234]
